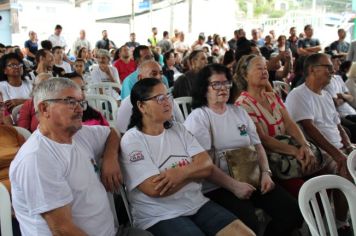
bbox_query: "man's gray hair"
[137,59,158,75]
[33,78,79,112]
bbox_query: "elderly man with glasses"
[285,53,354,236]
[9,78,152,236]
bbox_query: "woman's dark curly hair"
[128,78,172,130]
[191,63,237,109]
[0,53,26,82]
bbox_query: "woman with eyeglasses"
[0,53,32,112]
[120,78,255,236]
[184,63,303,236]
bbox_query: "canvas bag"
[203,108,261,188]
[267,134,323,179]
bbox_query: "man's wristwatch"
[262,169,273,177]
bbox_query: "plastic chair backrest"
[0,182,13,236]
[347,150,356,183]
[87,82,121,96]
[86,94,118,128]
[14,126,32,140]
[298,175,356,236]
[174,97,192,120]
[11,104,23,125]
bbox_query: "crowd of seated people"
[0,22,356,236]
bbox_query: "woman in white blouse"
[0,53,32,111]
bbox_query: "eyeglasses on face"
[142,93,173,105]
[42,97,88,110]
[6,63,23,69]
[313,64,334,72]
[209,80,233,90]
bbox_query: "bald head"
[137,60,162,80]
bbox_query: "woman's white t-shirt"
[0,80,32,101]
[120,123,209,229]
[184,105,261,192]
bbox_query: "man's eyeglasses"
[142,94,173,105]
[209,81,233,90]
[43,97,88,110]
[313,64,334,72]
[6,63,23,69]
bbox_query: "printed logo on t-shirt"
[238,124,248,136]
[159,155,191,171]
[129,151,145,162]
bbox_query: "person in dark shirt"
[95,30,116,50]
[24,31,38,63]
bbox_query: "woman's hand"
[260,174,275,194]
[99,64,112,76]
[5,99,25,111]
[152,168,187,196]
[295,145,317,174]
[231,181,256,200]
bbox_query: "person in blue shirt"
[121,45,169,99]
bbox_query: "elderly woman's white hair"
[96,49,111,60]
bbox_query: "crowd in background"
[1,22,356,236]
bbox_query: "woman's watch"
[262,169,273,177]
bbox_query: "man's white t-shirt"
[55,61,72,73]
[120,123,209,230]
[48,34,67,49]
[285,83,343,149]
[184,105,261,192]
[116,95,184,134]
[324,75,356,117]
[9,126,116,236]
[0,80,32,101]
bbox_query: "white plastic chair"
[86,94,118,128]
[87,82,121,99]
[174,97,192,120]
[347,150,356,183]
[0,182,13,236]
[14,126,32,140]
[298,175,356,236]
[272,81,290,99]
[11,104,23,125]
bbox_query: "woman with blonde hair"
[345,62,356,109]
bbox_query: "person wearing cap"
[48,24,67,50]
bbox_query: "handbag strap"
[202,107,215,150]
[202,107,220,166]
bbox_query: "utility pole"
[188,0,192,33]
[130,0,135,33]
[170,0,174,35]
[353,0,356,40]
